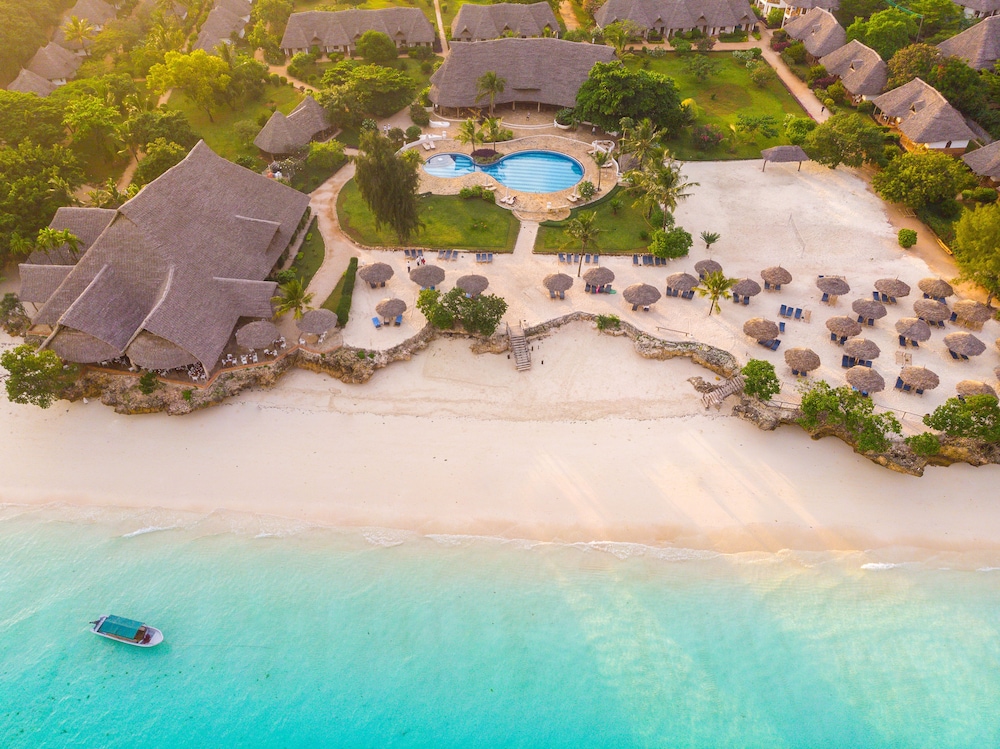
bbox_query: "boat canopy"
[98,615,144,639]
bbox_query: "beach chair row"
[558,252,599,264]
[872,291,897,304]
[895,377,926,395]
[841,355,873,368]
[372,315,403,329]
[633,254,668,266]
[778,304,811,322]
[757,338,781,351]
[665,288,694,300]
[404,249,424,259]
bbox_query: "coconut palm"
[63,15,95,56]
[475,71,506,117]
[455,118,480,152]
[694,270,737,316]
[591,150,610,191]
[625,159,697,229]
[36,227,81,259]
[481,117,505,150]
[620,118,665,169]
[564,211,602,276]
[271,278,314,320]
[602,20,642,58]
[701,231,720,250]
[88,178,138,208]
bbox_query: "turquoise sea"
[2,506,1000,748]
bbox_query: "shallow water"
[2,506,999,747]
[422,151,584,193]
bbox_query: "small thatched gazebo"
[357,262,394,288]
[760,266,792,290]
[846,366,885,394]
[851,298,887,323]
[844,337,880,361]
[899,366,940,391]
[543,273,573,297]
[743,317,780,341]
[952,300,993,331]
[623,283,662,310]
[914,298,950,323]
[297,308,338,336]
[375,298,407,320]
[236,320,280,349]
[785,347,820,373]
[826,315,862,340]
[665,272,698,292]
[875,278,911,301]
[583,267,615,288]
[761,145,810,171]
[896,317,931,343]
[957,380,997,398]
[456,274,489,297]
[410,264,446,289]
[944,331,986,358]
[694,259,722,279]
[817,276,850,297]
[918,278,954,300]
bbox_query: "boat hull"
[90,617,164,647]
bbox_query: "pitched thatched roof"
[26,42,82,81]
[962,140,1000,180]
[844,337,880,360]
[666,271,698,291]
[456,274,489,296]
[694,259,722,276]
[954,0,1000,12]
[297,308,338,335]
[543,272,574,292]
[623,283,661,305]
[281,8,435,51]
[826,315,861,337]
[410,264,446,287]
[25,206,117,266]
[875,278,911,298]
[594,0,756,33]
[732,278,761,296]
[918,277,954,298]
[760,266,792,285]
[872,78,976,145]
[944,331,986,356]
[851,298,887,319]
[784,347,821,372]
[896,317,931,341]
[913,298,950,322]
[68,0,116,24]
[451,2,558,40]
[583,266,615,285]
[819,39,887,98]
[938,16,1000,70]
[49,328,121,363]
[952,299,994,325]
[760,146,810,164]
[236,320,280,348]
[375,297,407,318]
[783,8,846,58]
[357,261,395,285]
[27,141,309,371]
[793,0,840,8]
[899,366,940,390]
[253,97,331,156]
[846,365,885,393]
[194,0,251,53]
[743,317,779,340]
[957,380,997,398]
[127,331,199,369]
[7,68,57,97]
[816,276,850,295]
[430,39,616,109]
[19,265,74,304]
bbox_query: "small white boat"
[90,615,163,647]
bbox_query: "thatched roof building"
[783,8,845,59]
[761,146,810,170]
[281,8,435,56]
[962,140,1000,182]
[22,141,310,371]
[451,2,558,41]
[194,0,252,53]
[26,42,82,84]
[24,207,116,266]
[6,69,58,97]
[254,97,333,158]
[818,40,887,100]
[938,16,1000,69]
[594,0,756,37]
[430,39,616,112]
[872,78,975,154]
[953,0,1000,19]
[54,0,116,51]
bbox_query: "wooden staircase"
[508,324,531,372]
[702,374,745,410]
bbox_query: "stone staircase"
[508,324,531,372]
[702,374,745,410]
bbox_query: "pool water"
[423,150,584,194]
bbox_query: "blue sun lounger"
[395,315,402,326]
[372,317,382,329]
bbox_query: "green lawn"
[290,154,348,193]
[165,84,304,163]
[535,187,656,254]
[293,0,437,26]
[338,179,519,249]
[290,218,325,286]
[626,52,807,160]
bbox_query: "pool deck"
[413,135,617,221]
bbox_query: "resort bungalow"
[25,42,82,86]
[280,9,436,57]
[429,38,616,115]
[54,0,117,54]
[19,141,310,373]
[755,0,838,22]
[872,78,976,155]
[962,140,1000,184]
[594,0,757,39]
[451,2,559,42]
[937,16,1000,70]
[783,7,845,61]
[6,68,58,97]
[953,0,999,18]
[818,40,887,102]
[254,96,334,159]
[194,0,252,53]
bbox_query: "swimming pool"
[423,150,584,193]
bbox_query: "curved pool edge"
[422,150,585,194]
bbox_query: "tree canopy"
[798,380,902,453]
[356,30,397,65]
[0,344,78,409]
[319,62,414,123]
[147,50,232,122]
[924,395,1000,442]
[416,287,508,336]
[354,130,422,243]
[871,150,975,209]
[886,43,941,89]
[846,8,918,60]
[575,62,685,135]
[952,203,1000,303]
[803,113,886,169]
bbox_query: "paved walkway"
[513,221,539,255]
[433,0,449,53]
[304,161,359,307]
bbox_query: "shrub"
[405,125,423,141]
[766,7,784,27]
[138,370,159,395]
[596,313,621,330]
[182,389,194,402]
[812,75,838,90]
[235,155,260,171]
[609,196,623,214]
[336,257,359,326]
[692,124,725,150]
[420,60,433,74]
[276,268,298,284]
[287,51,317,80]
[924,395,1000,442]
[718,30,748,42]
[671,37,693,53]
[742,359,780,401]
[749,63,775,88]
[418,87,432,107]
[783,42,807,64]
[962,186,998,203]
[648,226,692,258]
[805,65,827,84]
[772,28,788,42]
[555,108,577,126]
[409,45,435,61]
[772,40,792,53]
[857,100,875,115]
[409,103,430,126]
[732,48,763,65]
[577,180,596,199]
[906,432,940,456]
[647,31,663,42]
[798,380,902,453]
[897,228,917,248]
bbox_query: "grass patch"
[535,186,655,254]
[336,128,360,148]
[321,256,358,326]
[165,84,304,163]
[290,217,325,287]
[294,0,436,25]
[337,179,519,250]
[626,52,807,160]
[290,152,348,193]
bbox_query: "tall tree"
[871,150,975,209]
[624,159,697,228]
[590,150,609,191]
[354,130,422,244]
[564,210,601,276]
[455,118,480,151]
[886,43,941,88]
[576,62,685,135]
[146,50,231,122]
[481,117,505,150]
[601,20,643,58]
[63,15,95,56]
[270,278,314,319]
[0,344,78,409]
[846,8,918,60]
[694,270,737,316]
[952,203,1000,304]
[133,138,188,187]
[803,113,886,169]
[475,71,506,117]
[620,117,665,170]
[356,30,397,65]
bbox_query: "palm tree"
[700,231,720,250]
[271,278,314,320]
[63,15,95,56]
[620,118,665,170]
[481,117,504,151]
[88,178,138,209]
[475,71,506,117]
[625,159,697,229]
[456,118,480,152]
[694,271,737,316]
[602,20,641,58]
[36,228,81,260]
[591,150,610,191]
[564,211,602,276]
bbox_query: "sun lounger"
[643,255,652,266]
[372,317,382,329]
[916,387,925,394]
[593,255,600,264]
[779,304,788,317]
[770,339,781,351]
[558,252,566,263]
[633,254,640,265]
[821,292,829,302]
[895,377,904,390]
[395,314,402,326]
[950,349,960,360]
[733,295,741,304]
[422,142,432,151]
[779,321,785,333]
[549,289,556,299]
[682,290,694,300]
[559,290,565,299]
[743,297,750,305]
[487,253,493,262]
[567,194,579,203]
[585,254,591,264]
[842,354,850,368]
[428,140,436,150]
[903,383,912,392]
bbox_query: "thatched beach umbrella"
[900,366,940,391]
[732,278,762,298]
[918,278,954,299]
[297,308,338,335]
[914,298,950,323]
[896,317,931,342]
[623,283,662,307]
[357,262,394,287]
[816,276,850,296]
[844,337,881,360]
[957,380,997,398]
[944,331,986,357]
[826,315,862,339]
[375,298,407,319]
[743,317,780,341]
[851,298,887,321]
[456,274,489,296]
[543,273,574,293]
[784,347,821,372]
[952,300,993,330]
[236,320,280,349]
[409,264,445,288]
[875,278,911,299]
[665,272,698,292]
[583,267,615,286]
[846,366,885,393]
[761,145,810,171]
[761,266,792,288]
[694,259,722,278]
